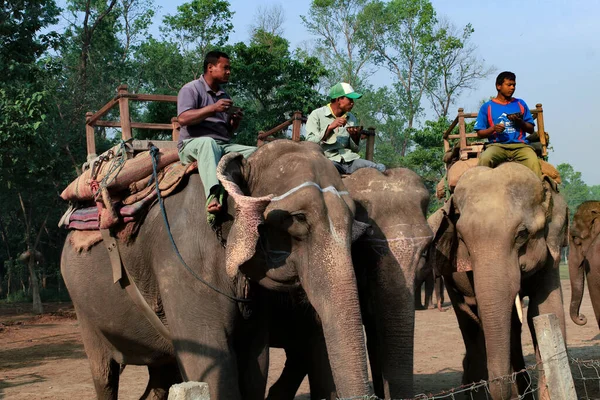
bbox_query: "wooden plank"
[458,108,467,150]
[85,112,96,159]
[365,127,375,161]
[535,103,547,157]
[171,117,180,142]
[447,133,479,139]
[94,121,174,130]
[87,98,120,125]
[258,119,293,139]
[291,111,302,142]
[125,93,177,103]
[443,116,459,139]
[118,85,132,140]
[533,314,577,400]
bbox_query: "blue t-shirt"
[474,98,534,144]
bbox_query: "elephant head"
[569,201,600,329]
[431,162,568,398]
[217,140,371,398]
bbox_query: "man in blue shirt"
[474,71,541,177]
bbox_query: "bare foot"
[206,198,222,214]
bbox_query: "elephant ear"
[545,190,568,265]
[429,196,459,276]
[217,153,273,279]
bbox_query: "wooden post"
[171,117,180,142]
[85,112,97,160]
[365,127,375,161]
[118,85,132,141]
[536,103,547,158]
[458,108,467,156]
[291,111,302,142]
[533,313,577,400]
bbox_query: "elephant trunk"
[371,252,418,399]
[302,242,371,398]
[568,245,588,326]
[471,253,520,399]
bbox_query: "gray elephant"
[414,248,445,311]
[569,200,600,330]
[61,141,372,399]
[430,163,568,400]
[267,167,433,399]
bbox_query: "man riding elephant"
[475,71,542,178]
[305,82,385,174]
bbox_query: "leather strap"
[100,228,171,340]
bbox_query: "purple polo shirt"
[177,75,232,150]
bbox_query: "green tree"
[557,163,592,220]
[360,0,439,157]
[226,35,328,145]
[162,0,234,79]
[427,19,495,118]
[301,0,375,87]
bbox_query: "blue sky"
[149,0,598,184]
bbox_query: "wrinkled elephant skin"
[431,163,568,400]
[61,140,371,400]
[569,201,600,329]
[267,167,433,400]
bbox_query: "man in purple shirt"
[178,51,256,215]
[474,71,541,177]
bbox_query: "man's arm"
[178,99,232,127]
[474,103,504,139]
[508,101,535,134]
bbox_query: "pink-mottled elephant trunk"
[301,241,372,398]
[471,253,521,400]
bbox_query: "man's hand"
[213,99,233,113]
[347,126,362,143]
[507,112,524,124]
[230,108,244,126]
[328,116,347,131]
[493,123,506,133]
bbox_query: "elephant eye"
[292,213,307,223]
[572,236,582,246]
[516,228,529,246]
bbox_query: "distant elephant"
[267,167,433,400]
[430,163,568,400]
[414,248,445,311]
[569,200,600,329]
[61,141,372,400]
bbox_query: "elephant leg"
[236,320,269,400]
[435,275,445,312]
[266,346,307,400]
[424,272,434,309]
[524,265,565,400]
[444,275,488,386]
[365,317,384,397]
[140,363,182,400]
[509,307,534,400]
[414,278,425,310]
[78,318,120,400]
[306,332,335,400]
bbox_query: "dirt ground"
[1,280,599,399]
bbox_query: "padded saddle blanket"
[60,144,197,241]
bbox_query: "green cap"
[329,82,362,100]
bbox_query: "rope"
[149,146,250,303]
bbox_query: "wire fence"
[341,358,600,400]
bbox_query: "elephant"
[266,167,433,399]
[61,140,372,399]
[569,200,600,330]
[429,162,568,400]
[414,248,445,311]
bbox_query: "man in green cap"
[305,82,386,174]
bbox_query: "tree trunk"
[28,255,43,314]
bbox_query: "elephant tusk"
[515,294,523,324]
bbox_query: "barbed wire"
[339,358,600,400]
